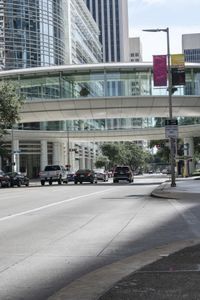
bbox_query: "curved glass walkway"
[0,62,200,101]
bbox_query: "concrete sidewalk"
[98,177,200,300]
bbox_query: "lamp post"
[67,126,70,171]
[143,27,176,187]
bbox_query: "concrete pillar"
[53,142,61,165]
[80,145,85,169]
[13,140,20,172]
[71,142,76,171]
[184,137,194,176]
[40,140,48,170]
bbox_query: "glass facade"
[1,64,200,101]
[85,0,124,62]
[68,0,102,64]
[2,0,65,69]
[184,49,200,63]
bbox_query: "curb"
[48,239,199,300]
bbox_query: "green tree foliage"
[95,155,109,168]
[100,142,149,171]
[0,81,24,158]
[0,81,24,137]
[100,143,121,165]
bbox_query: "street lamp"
[143,27,176,187]
[67,126,70,171]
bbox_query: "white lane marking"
[0,188,114,222]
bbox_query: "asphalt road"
[0,174,195,300]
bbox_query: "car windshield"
[115,167,130,172]
[76,169,91,174]
[45,165,60,171]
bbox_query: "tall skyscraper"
[2,0,65,69]
[0,0,102,70]
[129,37,142,62]
[182,33,200,63]
[84,0,129,62]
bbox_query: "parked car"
[6,172,29,187]
[66,171,75,182]
[94,169,108,182]
[0,170,10,188]
[74,169,97,184]
[39,165,68,185]
[113,166,134,183]
[192,169,200,176]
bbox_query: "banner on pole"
[153,55,167,86]
[171,54,185,86]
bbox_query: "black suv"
[0,170,10,188]
[113,166,134,183]
[6,172,29,187]
[74,169,97,184]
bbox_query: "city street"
[0,175,199,299]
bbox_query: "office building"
[182,33,200,63]
[84,0,129,62]
[0,0,103,176]
[182,33,200,95]
[129,37,142,62]
[0,0,102,70]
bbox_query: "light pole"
[143,27,176,187]
[67,126,70,171]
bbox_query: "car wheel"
[7,181,11,188]
[17,181,21,187]
[41,180,45,186]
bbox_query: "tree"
[95,155,109,169]
[100,143,121,165]
[100,142,148,171]
[0,81,24,138]
[0,81,24,159]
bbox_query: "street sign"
[165,119,178,138]
[165,119,178,126]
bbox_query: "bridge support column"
[70,144,76,171]
[40,140,48,170]
[13,140,20,172]
[53,142,63,165]
[183,137,194,176]
[80,145,85,169]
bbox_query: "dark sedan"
[6,172,29,187]
[74,169,97,184]
[0,170,10,188]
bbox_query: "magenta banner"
[153,55,167,86]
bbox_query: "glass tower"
[2,0,65,69]
[84,0,129,62]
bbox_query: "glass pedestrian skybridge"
[0,62,200,100]
[1,62,200,123]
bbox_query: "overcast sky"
[128,0,200,62]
